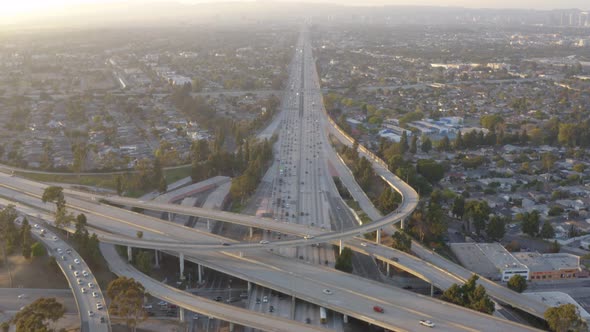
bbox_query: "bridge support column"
[197,264,203,283]
[229,322,235,332]
[376,228,381,244]
[239,252,244,258]
[207,219,211,231]
[247,281,252,293]
[127,246,133,262]
[154,250,160,268]
[343,314,348,323]
[290,296,296,319]
[386,262,390,276]
[339,239,343,255]
[400,218,405,230]
[179,307,185,322]
[179,252,185,280]
[249,227,254,238]
[168,212,174,222]
[430,284,434,297]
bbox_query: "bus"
[319,307,327,324]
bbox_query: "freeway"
[0,175,540,331]
[100,243,330,332]
[0,198,111,332]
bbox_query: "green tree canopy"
[507,275,527,293]
[544,304,587,332]
[107,277,147,332]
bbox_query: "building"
[450,243,529,281]
[513,252,582,281]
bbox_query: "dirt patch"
[0,254,68,289]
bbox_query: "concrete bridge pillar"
[179,307,185,322]
[179,252,185,280]
[168,212,174,222]
[247,281,252,293]
[343,315,348,323]
[249,227,254,238]
[400,218,405,230]
[197,264,203,283]
[430,284,434,297]
[386,262,390,276]
[127,246,133,262]
[290,295,296,319]
[154,250,160,268]
[339,239,343,255]
[207,219,211,231]
[376,229,382,244]
[229,322,235,332]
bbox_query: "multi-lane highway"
[0,29,548,332]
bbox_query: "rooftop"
[513,252,580,273]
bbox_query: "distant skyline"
[1,0,588,21]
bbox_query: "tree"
[437,135,451,151]
[41,186,65,210]
[31,242,46,257]
[335,247,353,273]
[136,231,143,239]
[135,251,153,275]
[540,222,555,239]
[421,136,432,153]
[107,277,147,332]
[451,196,465,219]
[441,275,494,314]
[409,135,417,154]
[115,175,124,195]
[464,200,490,235]
[11,297,65,332]
[541,152,556,172]
[416,159,445,183]
[486,216,506,241]
[391,231,412,253]
[507,274,527,293]
[548,240,561,253]
[520,211,541,237]
[399,131,409,154]
[544,304,587,332]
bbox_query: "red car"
[373,306,384,313]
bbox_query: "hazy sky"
[1,0,587,19]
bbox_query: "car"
[360,242,367,247]
[142,304,152,309]
[255,298,261,304]
[69,265,75,270]
[269,305,274,313]
[157,301,167,306]
[34,224,40,229]
[57,248,63,254]
[303,234,314,240]
[74,258,80,264]
[100,317,105,323]
[193,314,199,320]
[81,287,87,293]
[96,303,104,310]
[322,289,333,295]
[402,285,413,290]
[92,292,99,298]
[88,282,95,288]
[419,320,435,328]
[88,310,94,317]
[52,236,58,241]
[61,255,67,261]
[77,278,83,285]
[221,243,230,246]
[215,296,223,302]
[17,294,26,299]
[259,240,269,244]
[262,296,268,303]
[305,318,311,324]
[373,306,384,313]
[82,270,89,277]
[391,257,399,262]
[74,271,80,277]
[66,249,72,254]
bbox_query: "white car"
[262,296,268,303]
[17,294,26,299]
[57,248,63,254]
[82,270,89,277]
[74,258,81,265]
[419,320,435,328]
[96,303,103,310]
[360,242,368,247]
[303,234,314,240]
[81,287,87,294]
[33,224,40,229]
[92,292,98,298]
[259,240,269,244]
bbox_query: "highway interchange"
[0,30,547,331]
